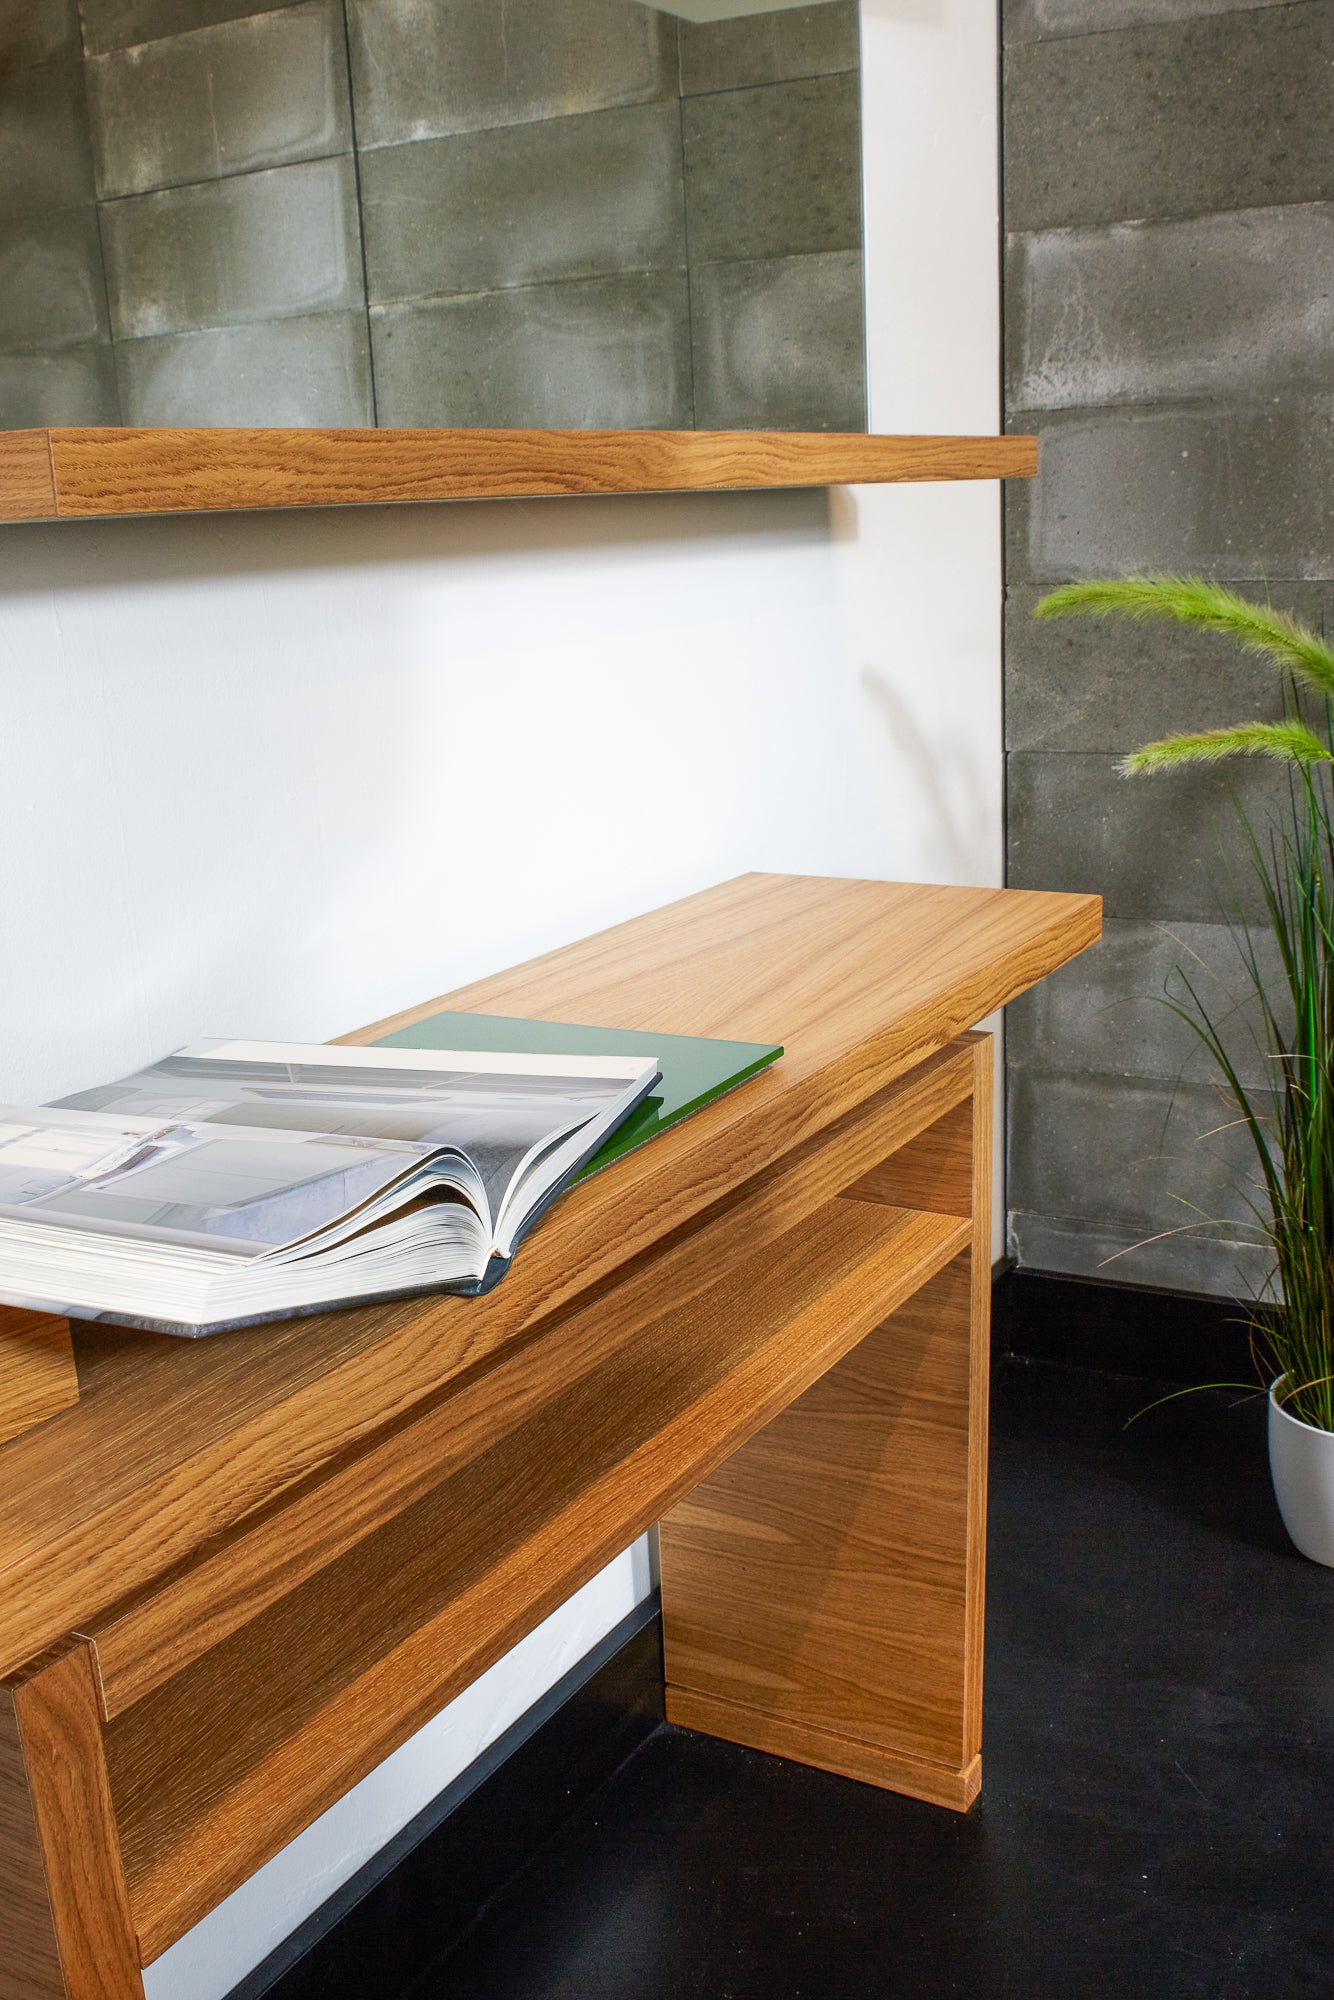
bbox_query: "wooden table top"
[0,874,1099,1676]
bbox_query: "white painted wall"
[851,0,1005,1247]
[0,6,1000,1993]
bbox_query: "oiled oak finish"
[0,877,1098,1686]
[661,1037,993,1811]
[0,1645,139,2000]
[0,1310,79,1449]
[0,429,1037,524]
[0,1678,65,2000]
[0,874,1098,1993]
[664,1260,987,1810]
[0,433,56,522]
[85,1041,980,1724]
[108,1199,968,1959]
[843,1097,975,1217]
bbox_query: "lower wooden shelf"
[103,1191,968,1961]
[0,426,1038,524]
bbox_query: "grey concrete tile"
[347,0,677,149]
[78,0,307,57]
[1004,6,1334,231]
[0,206,110,350]
[1005,916,1286,1089]
[0,0,80,70]
[683,73,861,264]
[679,2,858,94]
[116,309,371,423]
[690,249,865,431]
[101,154,363,338]
[369,272,692,429]
[360,100,685,307]
[1002,579,1334,754]
[1006,1064,1270,1246]
[1005,0,1292,43]
[1005,749,1291,922]
[1007,205,1334,413]
[86,0,351,199]
[1007,1208,1272,1300]
[1006,403,1334,585]
[0,59,95,215]
[0,342,120,424]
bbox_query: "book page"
[0,1106,429,1257]
[55,1042,654,1230]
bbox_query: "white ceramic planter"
[1268,1377,1334,1566]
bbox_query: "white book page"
[190,1040,655,1084]
[56,1041,659,1241]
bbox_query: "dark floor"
[262,1355,1334,1998]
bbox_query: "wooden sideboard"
[0,873,1099,1998]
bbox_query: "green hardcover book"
[373,1010,784,1179]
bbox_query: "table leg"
[0,1642,142,2000]
[660,1034,992,1811]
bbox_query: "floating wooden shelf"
[0,426,1036,524]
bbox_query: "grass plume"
[1123,721,1334,774]
[1036,574,1334,702]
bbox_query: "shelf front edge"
[0,430,59,520]
[0,428,1038,524]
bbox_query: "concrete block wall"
[679,11,864,430]
[1003,0,1334,1297]
[0,0,120,422]
[89,0,373,425]
[0,0,864,431]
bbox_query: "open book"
[0,1040,660,1337]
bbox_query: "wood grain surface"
[660,1037,994,1807]
[0,431,56,520]
[0,876,1098,1682]
[84,1042,976,1721]
[0,1310,79,1449]
[106,1198,968,1958]
[663,1689,983,1810]
[0,879,1092,1971]
[661,1253,984,1772]
[0,1682,65,1999]
[1,1644,141,1999]
[963,1038,995,1762]
[843,1096,974,1215]
[0,428,1038,523]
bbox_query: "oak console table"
[0,874,1099,1999]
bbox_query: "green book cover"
[373,1010,783,1180]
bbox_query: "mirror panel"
[0,0,865,432]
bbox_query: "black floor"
[265,1357,1334,1999]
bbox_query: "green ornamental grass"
[1034,575,1334,1430]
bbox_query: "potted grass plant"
[1034,575,1334,1564]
